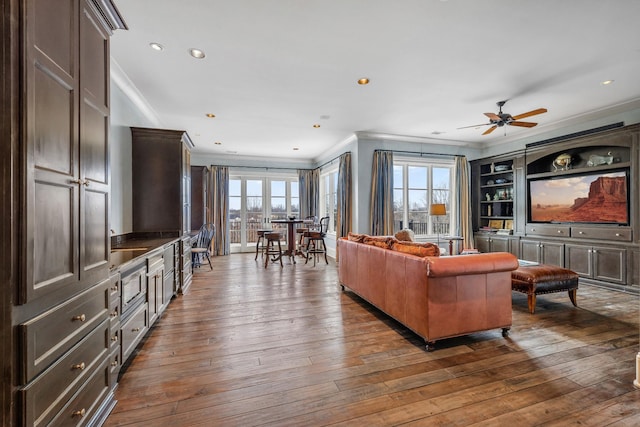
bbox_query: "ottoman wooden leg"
[528,294,537,314]
[568,289,578,307]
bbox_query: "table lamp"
[430,203,446,247]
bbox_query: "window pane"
[393,165,403,189]
[408,166,427,189]
[271,180,285,197]
[433,167,450,190]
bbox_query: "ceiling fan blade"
[482,125,497,135]
[512,108,547,120]
[509,121,538,128]
[457,123,490,129]
[484,112,501,121]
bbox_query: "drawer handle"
[557,230,563,234]
[111,335,118,342]
[111,285,119,292]
[111,360,118,367]
[110,310,118,318]
[72,362,85,370]
[615,233,621,237]
[579,231,584,234]
[72,408,86,418]
[72,314,86,322]
[132,327,140,332]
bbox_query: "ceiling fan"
[459,100,547,135]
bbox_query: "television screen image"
[529,170,628,224]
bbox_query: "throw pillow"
[394,228,415,242]
[391,241,440,257]
[363,235,396,249]
[347,232,367,243]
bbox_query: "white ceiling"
[110,0,640,161]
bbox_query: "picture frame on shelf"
[504,219,513,230]
[489,219,504,229]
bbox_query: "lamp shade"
[430,203,446,216]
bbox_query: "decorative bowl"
[494,164,509,172]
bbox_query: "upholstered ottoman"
[511,263,579,314]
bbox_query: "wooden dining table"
[271,218,304,263]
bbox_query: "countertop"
[110,236,179,271]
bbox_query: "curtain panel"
[210,165,230,255]
[369,150,394,236]
[455,156,474,250]
[298,168,319,219]
[336,153,352,260]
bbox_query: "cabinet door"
[24,0,80,303]
[491,237,510,253]
[475,235,491,253]
[519,240,541,263]
[79,3,110,282]
[540,241,564,267]
[565,244,593,277]
[593,246,626,284]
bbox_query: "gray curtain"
[336,153,352,260]
[370,150,394,235]
[298,168,319,218]
[455,156,474,250]
[210,165,230,255]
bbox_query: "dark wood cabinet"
[2,1,125,426]
[191,166,210,230]
[566,244,627,285]
[131,127,194,235]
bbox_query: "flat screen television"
[528,169,629,225]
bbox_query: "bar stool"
[264,232,284,268]
[304,216,329,266]
[295,216,316,256]
[255,228,273,260]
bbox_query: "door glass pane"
[433,167,451,235]
[229,179,241,244]
[408,166,427,188]
[246,180,263,243]
[290,181,299,218]
[271,180,286,220]
[408,189,428,235]
[393,165,404,231]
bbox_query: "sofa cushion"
[394,228,415,242]
[347,231,367,243]
[363,235,396,249]
[391,241,440,257]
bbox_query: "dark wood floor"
[105,253,640,426]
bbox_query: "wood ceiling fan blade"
[509,121,538,128]
[482,125,497,135]
[484,112,501,121]
[512,108,547,120]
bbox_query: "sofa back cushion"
[363,235,397,249]
[391,241,440,257]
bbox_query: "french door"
[229,174,299,252]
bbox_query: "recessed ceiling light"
[320,115,331,120]
[313,124,321,128]
[189,48,206,59]
[206,113,216,118]
[149,42,164,51]
[214,141,222,145]
[357,78,370,85]
[601,79,614,85]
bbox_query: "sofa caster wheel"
[425,341,436,352]
[339,284,345,291]
[502,327,510,337]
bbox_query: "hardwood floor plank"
[104,253,640,427]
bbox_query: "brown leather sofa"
[337,237,519,350]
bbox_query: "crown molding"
[354,131,474,147]
[110,58,163,128]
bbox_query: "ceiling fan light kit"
[460,100,547,135]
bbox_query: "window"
[393,158,453,237]
[319,165,338,234]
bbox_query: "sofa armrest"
[425,252,518,277]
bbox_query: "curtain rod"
[211,164,299,171]
[374,149,463,158]
[317,152,351,170]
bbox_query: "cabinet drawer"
[107,273,120,301]
[48,358,110,427]
[19,278,109,383]
[147,249,164,272]
[526,224,570,237]
[20,320,109,427]
[121,302,149,362]
[571,226,632,242]
[121,265,146,315]
[109,347,120,389]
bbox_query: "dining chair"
[295,215,316,255]
[192,223,215,270]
